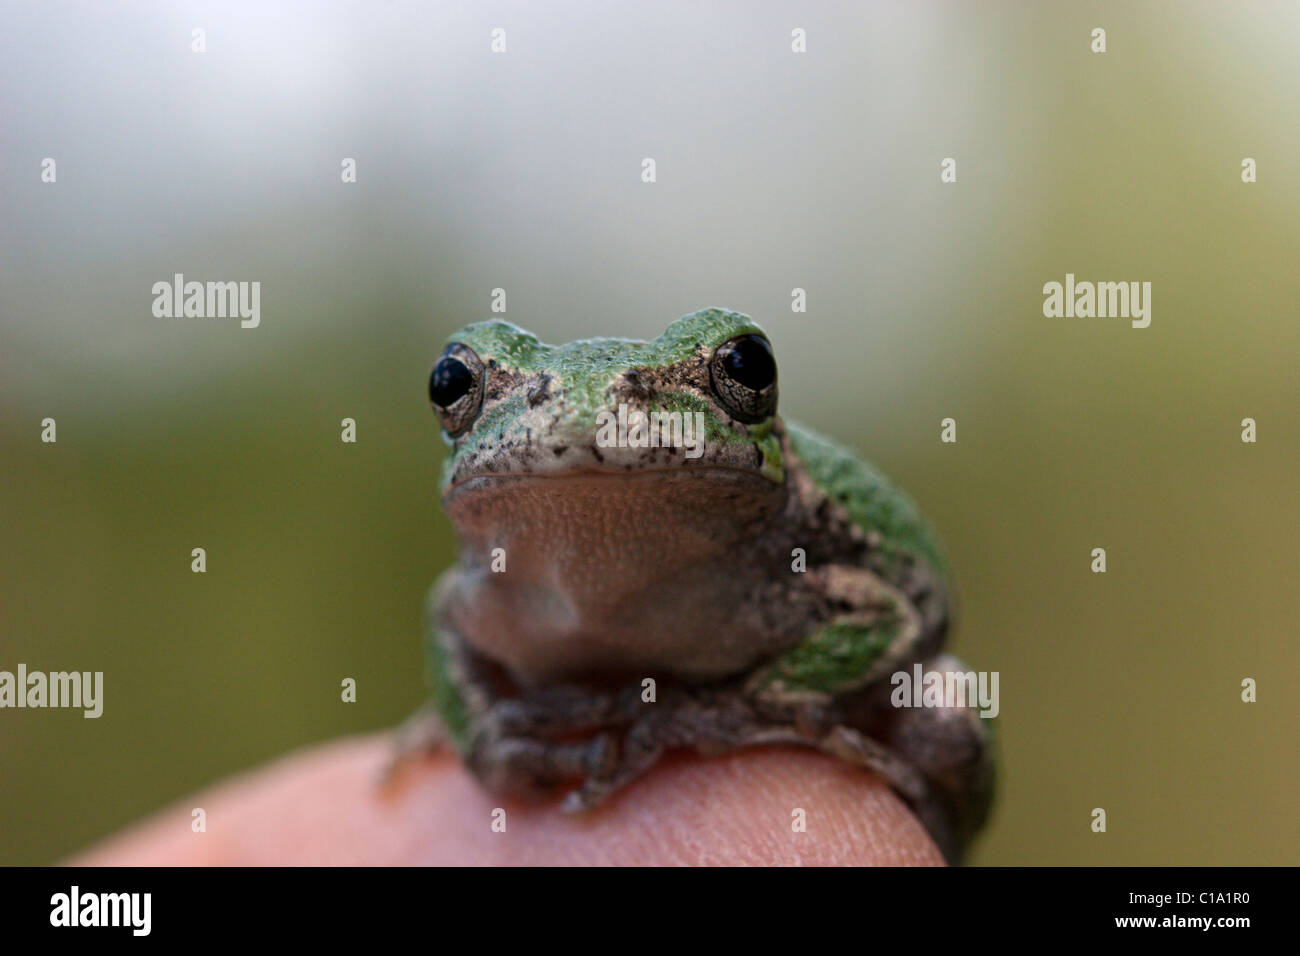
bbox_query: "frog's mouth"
[446,462,775,502]
[443,467,785,559]
[444,422,777,492]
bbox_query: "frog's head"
[427,310,792,681]
[427,308,786,500]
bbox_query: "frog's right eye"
[428,343,485,437]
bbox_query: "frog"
[396,307,994,862]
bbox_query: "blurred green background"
[2,1,1297,865]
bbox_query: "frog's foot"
[558,692,931,816]
[877,653,995,860]
[470,729,621,800]
[476,683,644,739]
[818,725,929,803]
[557,694,770,813]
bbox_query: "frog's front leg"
[558,689,807,812]
[559,687,931,816]
[425,603,636,797]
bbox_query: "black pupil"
[723,336,775,390]
[429,356,472,407]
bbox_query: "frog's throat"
[440,469,792,683]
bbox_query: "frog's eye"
[709,334,778,423]
[428,343,485,437]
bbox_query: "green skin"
[410,308,993,861]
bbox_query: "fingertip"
[576,748,945,866]
[73,734,944,866]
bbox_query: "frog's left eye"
[709,334,778,423]
[429,343,485,437]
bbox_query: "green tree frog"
[403,308,993,861]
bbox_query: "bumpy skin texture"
[414,309,993,862]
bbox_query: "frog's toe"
[469,729,620,802]
[480,686,639,738]
[820,725,929,803]
[559,788,596,814]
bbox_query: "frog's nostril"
[527,377,552,407]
